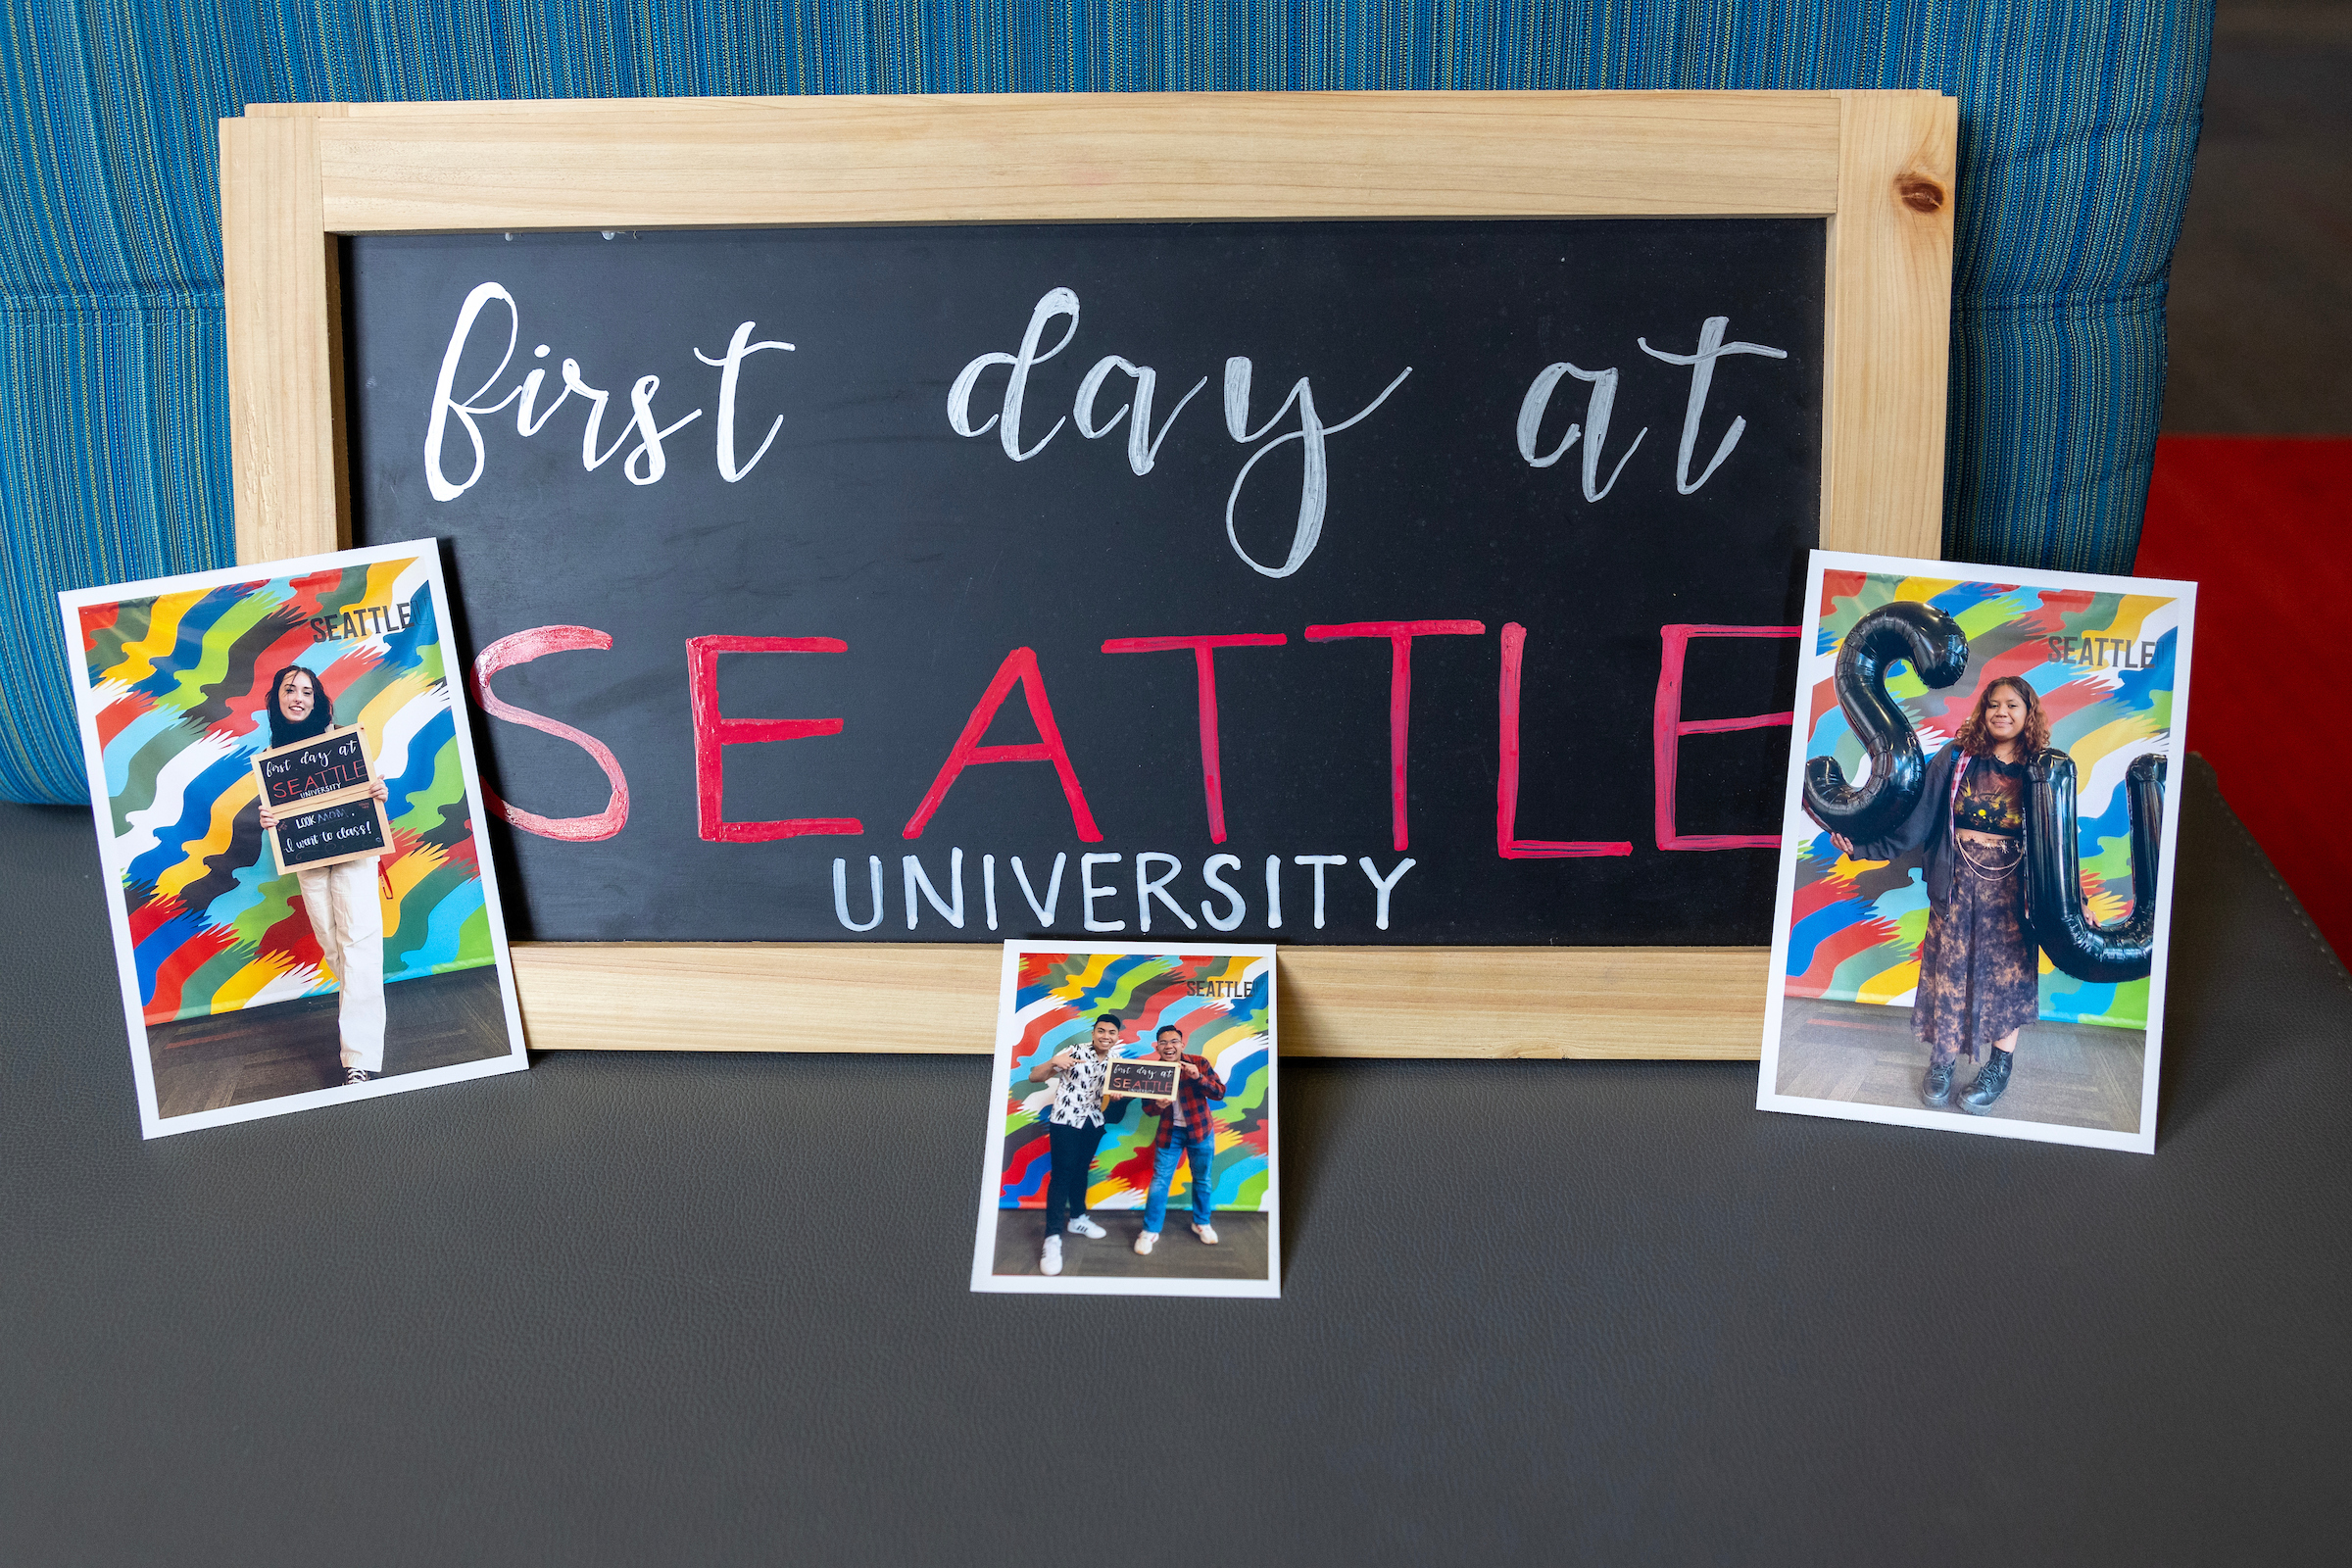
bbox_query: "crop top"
[1953,754,2026,838]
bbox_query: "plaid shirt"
[1141,1053,1226,1149]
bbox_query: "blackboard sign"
[271,796,391,872]
[225,91,1956,1054]
[1104,1058,1184,1101]
[348,219,1819,946]
[256,727,371,810]
[252,724,386,873]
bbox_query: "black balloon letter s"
[1802,602,1971,844]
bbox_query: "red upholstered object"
[2135,437,2352,962]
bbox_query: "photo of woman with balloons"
[1759,553,2194,1154]
[1827,675,2046,1113]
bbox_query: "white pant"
[296,857,386,1073]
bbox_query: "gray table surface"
[5,757,2348,1566]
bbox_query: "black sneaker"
[1921,1058,1957,1108]
[345,1067,377,1086]
[1959,1050,2014,1114]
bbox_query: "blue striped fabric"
[0,0,2210,804]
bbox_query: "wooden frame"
[220,89,1956,1060]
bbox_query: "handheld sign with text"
[255,726,370,810]
[270,796,392,873]
[224,92,1954,1055]
[250,725,390,874]
[1104,1058,1184,1102]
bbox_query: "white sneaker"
[1192,1223,1219,1246]
[1135,1231,1158,1255]
[1065,1215,1105,1239]
[1041,1235,1063,1276]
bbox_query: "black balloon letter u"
[2024,751,2166,983]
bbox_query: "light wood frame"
[220,89,1956,1060]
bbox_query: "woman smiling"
[256,665,393,1087]
[1833,677,2051,1114]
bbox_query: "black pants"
[1043,1121,1106,1238]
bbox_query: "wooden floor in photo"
[146,965,510,1118]
[1774,996,2144,1134]
[993,1209,1271,1282]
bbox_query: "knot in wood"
[1897,175,1945,214]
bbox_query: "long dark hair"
[265,665,332,749]
[1953,674,2050,759]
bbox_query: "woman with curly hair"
[1832,675,2050,1113]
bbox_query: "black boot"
[1921,1056,1957,1108]
[1959,1048,2014,1114]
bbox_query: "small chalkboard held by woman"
[251,716,392,878]
[57,541,530,1139]
[1757,551,2197,1156]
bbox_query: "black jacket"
[1851,744,1968,906]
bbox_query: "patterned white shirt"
[1046,1043,1107,1129]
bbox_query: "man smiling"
[1134,1024,1227,1255]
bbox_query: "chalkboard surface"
[347,220,1821,945]
[273,798,389,871]
[256,728,371,809]
[1104,1058,1183,1101]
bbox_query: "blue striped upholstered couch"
[0,1,2209,803]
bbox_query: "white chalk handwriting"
[423,280,1792,563]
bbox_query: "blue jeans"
[1142,1133,1216,1234]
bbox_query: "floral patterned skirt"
[1913,843,2040,1063]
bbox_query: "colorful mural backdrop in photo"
[77,557,491,1026]
[1787,569,2180,1030]
[999,952,1272,1212]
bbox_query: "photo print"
[972,943,1278,1298]
[58,541,528,1137]
[1757,551,2195,1152]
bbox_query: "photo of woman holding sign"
[62,545,527,1136]
[1831,677,2048,1114]
[257,665,391,1086]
